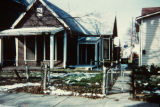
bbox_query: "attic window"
[36,7,43,17]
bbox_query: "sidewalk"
[109,70,131,94]
[0,71,159,107]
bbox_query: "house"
[0,0,118,69]
[136,7,160,66]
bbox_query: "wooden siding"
[18,37,25,66]
[141,15,160,65]
[15,1,63,28]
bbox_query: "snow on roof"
[79,37,100,43]
[71,12,116,35]
[45,0,116,35]
[0,27,64,36]
[42,0,91,35]
[14,0,34,7]
[12,0,116,36]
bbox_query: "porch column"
[95,44,98,65]
[77,43,79,65]
[0,38,3,66]
[50,34,54,69]
[63,31,67,68]
[15,37,18,66]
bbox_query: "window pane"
[26,37,35,60]
[103,39,110,59]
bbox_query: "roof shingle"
[142,7,160,16]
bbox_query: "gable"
[15,0,63,28]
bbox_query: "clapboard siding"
[141,14,160,65]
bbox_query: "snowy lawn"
[0,72,104,98]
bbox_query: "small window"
[36,7,43,17]
[103,38,110,60]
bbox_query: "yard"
[0,67,120,99]
[0,69,106,98]
[131,65,160,103]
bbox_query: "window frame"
[24,36,37,61]
[102,38,110,60]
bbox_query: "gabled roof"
[136,7,160,20]
[11,0,115,35]
[142,7,160,16]
[11,0,92,35]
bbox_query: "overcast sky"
[49,0,160,45]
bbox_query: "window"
[36,7,43,17]
[24,37,37,61]
[103,38,110,60]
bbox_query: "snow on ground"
[0,104,14,107]
[0,73,102,98]
[0,83,40,92]
[48,86,105,98]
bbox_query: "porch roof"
[78,37,100,44]
[0,27,64,36]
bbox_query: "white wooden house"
[136,7,160,66]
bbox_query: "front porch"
[0,27,67,69]
[77,37,102,66]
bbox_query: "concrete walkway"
[109,70,131,94]
[1,92,159,107]
[0,71,159,107]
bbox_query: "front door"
[3,37,16,66]
[79,44,95,65]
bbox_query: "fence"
[102,66,120,95]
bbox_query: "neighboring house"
[136,7,160,66]
[0,0,118,69]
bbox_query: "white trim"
[39,0,69,29]
[0,27,64,36]
[24,37,26,61]
[50,35,54,69]
[43,36,57,62]
[63,31,67,68]
[15,37,18,66]
[136,11,160,20]
[24,37,37,62]
[11,0,37,28]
